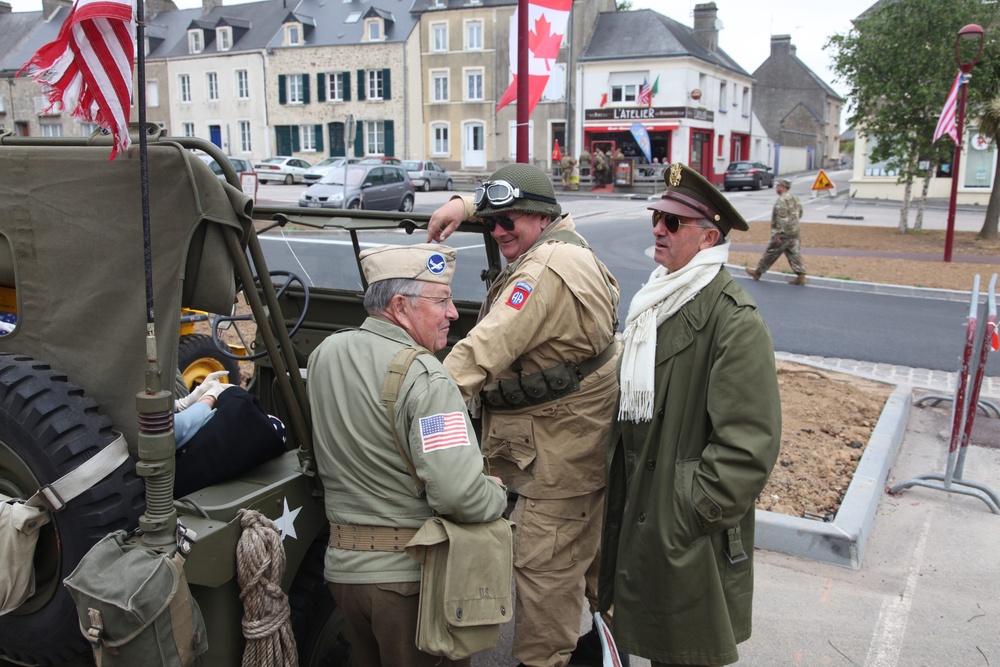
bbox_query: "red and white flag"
[496,0,572,115]
[932,71,962,144]
[637,78,652,107]
[20,0,136,159]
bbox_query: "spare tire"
[0,353,145,665]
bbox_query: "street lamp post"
[944,23,985,263]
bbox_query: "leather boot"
[745,266,761,281]
[568,622,631,666]
[789,273,807,286]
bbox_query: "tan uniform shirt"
[446,207,620,499]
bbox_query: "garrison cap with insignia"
[359,243,457,285]
[649,162,749,235]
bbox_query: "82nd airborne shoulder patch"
[505,281,533,310]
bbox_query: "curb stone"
[754,384,913,569]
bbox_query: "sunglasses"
[474,179,559,211]
[482,214,522,233]
[652,210,706,234]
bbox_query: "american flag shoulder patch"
[419,412,471,453]
[506,281,533,310]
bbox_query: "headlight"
[330,193,343,202]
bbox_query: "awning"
[585,124,679,133]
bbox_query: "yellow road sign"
[812,170,834,190]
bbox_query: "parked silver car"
[302,157,360,183]
[197,154,254,180]
[254,156,313,184]
[299,164,415,212]
[402,160,453,192]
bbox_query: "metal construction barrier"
[893,273,999,513]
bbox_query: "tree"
[977,97,1000,239]
[616,0,632,9]
[827,0,999,235]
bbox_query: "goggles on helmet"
[473,179,559,211]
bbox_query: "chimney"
[692,2,719,52]
[146,0,178,18]
[771,35,793,57]
[0,2,12,14]
[202,0,222,13]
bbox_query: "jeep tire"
[0,353,145,665]
[178,333,242,390]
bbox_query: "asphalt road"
[255,178,998,376]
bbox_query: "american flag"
[20,0,136,159]
[637,78,652,107]
[932,71,962,144]
[419,412,471,453]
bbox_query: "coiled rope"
[236,509,298,667]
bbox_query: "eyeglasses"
[473,179,558,211]
[482,214,527,233]
[412,294,454,308]
[652,211,706,234]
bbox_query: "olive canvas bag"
[381,347,515,660]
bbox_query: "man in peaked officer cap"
[308,241,507,667]
[597,162,782,666]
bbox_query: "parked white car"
[302,157,360,184]
[254,156,313,184]
[402,160,453,192]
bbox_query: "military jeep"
[0,131,500,666]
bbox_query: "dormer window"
[188,29,203,54]
[366,18,382,41]
[217,27,232,51]
[285,22,302,46]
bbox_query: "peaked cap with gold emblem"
[648,162,749,235]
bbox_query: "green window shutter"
[384,120,394,157]
[357,69,366,101]
[382,69,391,100]
[278,74,287,105]
[292,125,301,153]
[343,72,351,101]
[302,74,310,104]
[315,124,324,152]
[330,123,345,157]
[354,121,364,157]
[276,125,292,154]
[317,73,326,102]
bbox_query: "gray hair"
[699,219,726,247]
[364,277,424,315]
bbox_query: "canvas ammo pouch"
[64,530,208,667]
[0,433,128,616]
[404,517,515,660]
[481,342,618,411]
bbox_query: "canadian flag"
[496,0,572,115]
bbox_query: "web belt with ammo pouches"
[481,341,618,412]
[329,523,420,552]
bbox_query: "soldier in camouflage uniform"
[746,178,807,285]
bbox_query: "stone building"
[752,35,843,171]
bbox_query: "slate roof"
[409,0,515,13]
[264,0,419,49]
[579,9,750,78]
[155,0,289,58]
[0,5,68,72]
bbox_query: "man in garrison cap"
[425,163,624,667]
[597,163,782,666]
[747,177,808,285]
[307,243,506,667]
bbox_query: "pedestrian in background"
[426,163,623,667]
[560,153,577,190]
[308,244,507,667]
[600,163,782,666]
[746,177,807,285]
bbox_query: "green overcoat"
[599,269,782,665]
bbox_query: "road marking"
[864,513,932,667]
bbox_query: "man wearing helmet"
[427,163,622,667]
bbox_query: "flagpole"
[516,0,528,163]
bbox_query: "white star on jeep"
[273,497,301,541]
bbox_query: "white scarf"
[618,242,730,423]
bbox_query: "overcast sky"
[7,0,875,117]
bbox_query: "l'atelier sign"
[585,107,715,122]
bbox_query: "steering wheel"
[212,270,311,361]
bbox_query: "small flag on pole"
[651,75,659,95]
[20,0,136,160]
[637,78,652,107]
[932,71,962,145]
